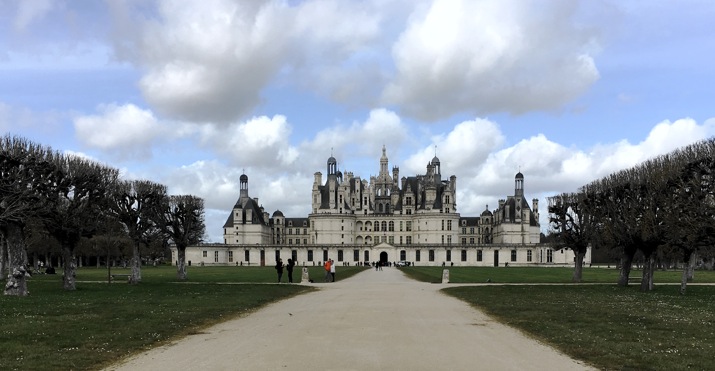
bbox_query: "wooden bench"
[110,274,131,283]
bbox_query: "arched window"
[381,221,387,231]
[379,204,384,213]
[374,221,380,232]
[388,221,394,231]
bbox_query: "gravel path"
[106,267,595,371]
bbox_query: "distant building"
[175,147,589,267]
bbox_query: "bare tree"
[547,190,597,282]
[42,155,119,290]
[157,195,206,280]
[662,141,715,294]
[107,180,167,284]
[0,136,60,296]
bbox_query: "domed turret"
[515,172,524,197]
[272,210,284,217]
[239,173,249,199]
[327,156,337,175]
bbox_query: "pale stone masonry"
[174,147,589,267]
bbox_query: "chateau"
[174,147,589,267]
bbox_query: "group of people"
[274,258,296,283]
[324,259,335,282]
[275,258,336,283]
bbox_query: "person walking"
[324,259,332,282]
[275,258,284,283]
[330,259,336,282]
[286,258,295,283]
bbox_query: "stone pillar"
[301,267,310,283]
[442,269,450,284]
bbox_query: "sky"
[2,0,715,243]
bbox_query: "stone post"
[301,267,310,283]
[442,269,450,284]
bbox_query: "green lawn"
[444,284,715,371]
[3,265,714,370]
[0,265,367,370]
[400,266,715,284]
[73,264,367,283]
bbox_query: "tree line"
[1,135,206,296]
[548,138,715,293]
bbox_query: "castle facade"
[174,148,588,267]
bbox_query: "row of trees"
[1,135,206,296]
[548,138,715,293]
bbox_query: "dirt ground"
[105,267,595,371]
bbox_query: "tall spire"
[380,145,388,175]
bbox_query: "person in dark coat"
[275,258,284,283]
[286,258,295,283]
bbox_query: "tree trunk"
[61,246,77,291]
[618,251,634,287]
[572,250,584,283]
[0,233,7,280]
[3,223,29,296]
[129,241,142,284]
[176,247,187,281]
[32,252,39,271]
[680,254,690,295]
[686,251,697,282]
[640,253,656,292]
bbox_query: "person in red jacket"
[324,259,332,282]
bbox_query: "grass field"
[399,265,715,284]
[0,265,367,370]
[3,265,714,370]
[72,264,366,283]
[444,284,715,371]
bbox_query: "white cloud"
[383,0,601,120]
[404,118,504,176]
[13,0,54,31]
[299,108,409,173]
[73,103,167,160]
[198,115,299,169]
[110,0,384,124]
[104,1,608,124]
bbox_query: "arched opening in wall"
[493,250,499,267]
[380,251,388,264]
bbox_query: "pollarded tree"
[41,155,119,290]
[0,135,61,296]
[589,172,640,286]
[108,180,167,284]
[547,189,597,282]
[157,195,206,280]
[0,233,7,280]
[662,140,715,294]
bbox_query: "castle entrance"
[379,251,388,265]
